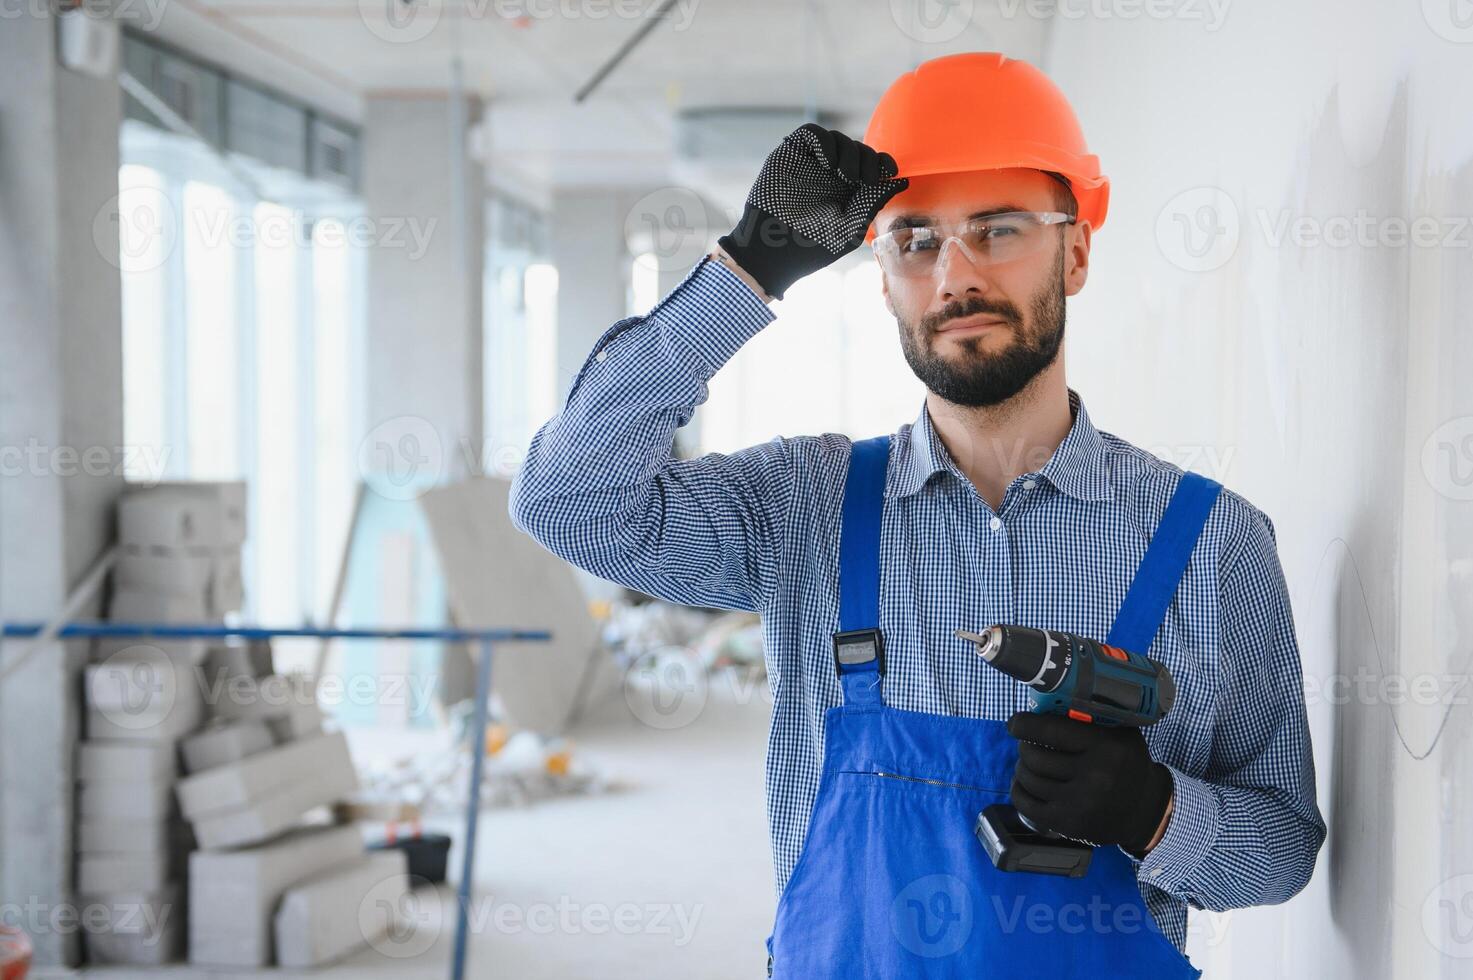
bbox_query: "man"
[510,52,1325,976]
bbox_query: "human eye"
[981,216,1027,238]
[901,229,938,252]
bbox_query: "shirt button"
[595,349,608,362]
[989,516,1002,531]
[1149,868,1162,878]
[1022,479,1037,490]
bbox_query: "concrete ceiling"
[145,0,1051,206]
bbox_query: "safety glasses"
[870,211,1076,279]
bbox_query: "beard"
[897,241,1067,408]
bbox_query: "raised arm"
[509,124,909,613]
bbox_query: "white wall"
[1045,3,1473,976]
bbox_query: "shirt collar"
[888,387,1112,502]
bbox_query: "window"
[701,257,923,452]
[484,193,556,475]
[117,125,364,636]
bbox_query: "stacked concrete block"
[180,719,275,775]
[180,666,367,966]
[112,480,246,644]
[83,648,205,741]
[274,849,410,968]
[77,480,247,967]
[79,885,184,967]
[74,741,188,966]
[176,730,360,850]
[213,671,325,743]
[188,824,366,967]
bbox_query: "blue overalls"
[764,435,1217,978]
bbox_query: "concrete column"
[0,9,125,967]
[548,187,632,400]
[361,93,486,481]
[360,93,485,707]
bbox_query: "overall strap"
[1106,471,1224,654]
[833,435,891,706]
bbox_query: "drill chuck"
[956,624,1176,726]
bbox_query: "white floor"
[44,667,777,980]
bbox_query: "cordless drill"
[955,624,1177,878]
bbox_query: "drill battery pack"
[975,803,1094,878]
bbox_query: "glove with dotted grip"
[717,123,909,301]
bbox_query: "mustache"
[923,299,1018,334]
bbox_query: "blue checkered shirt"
[509,254,1327,951]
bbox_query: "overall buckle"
[832,627,885,676]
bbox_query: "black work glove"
[716,123,909,301]
[1006,711,1174,857]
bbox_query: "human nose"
[932,235,993,301]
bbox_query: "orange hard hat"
[862,52,1109,242]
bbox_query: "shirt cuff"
[648,254,776,377]
[1126,762,1220,898]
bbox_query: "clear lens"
[872,211,1073,278]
